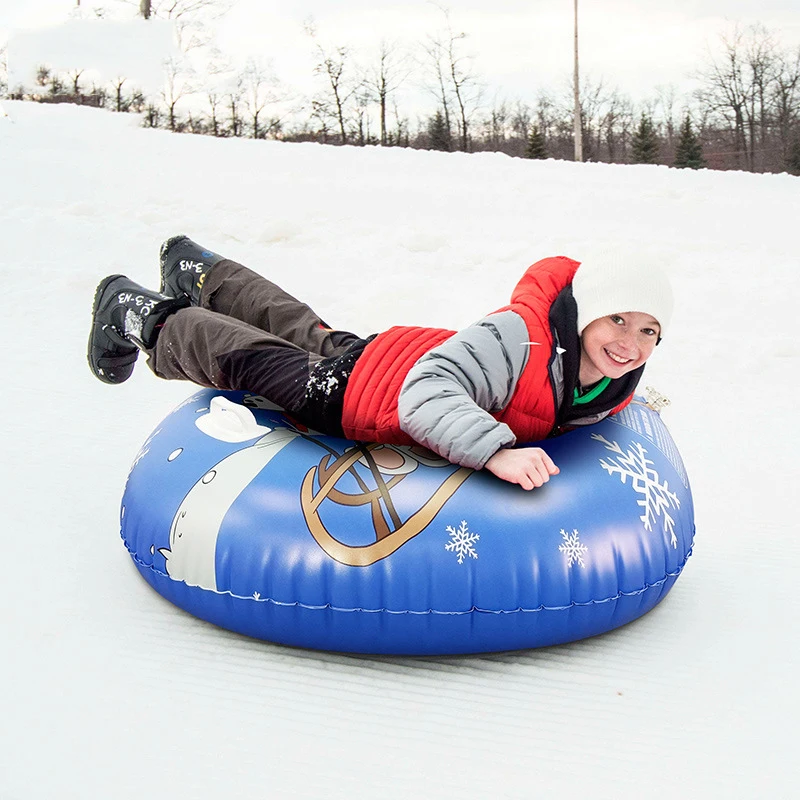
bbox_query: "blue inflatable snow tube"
[120,389,695,655]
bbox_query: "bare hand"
[484,447,560,490]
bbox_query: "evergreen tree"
[787,135,800,176]
[631,114,659,164]
[427,110,451,152]
[525,124,547,159]
[674,115,705,169]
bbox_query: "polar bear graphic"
[158,397,298,591]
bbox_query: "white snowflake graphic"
[558,528,588,568]
[591,434,681,548]
[445,520,480,564]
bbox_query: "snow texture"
[1,96,799,800]
[123,307,143,340]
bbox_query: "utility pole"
[573,0,583,162]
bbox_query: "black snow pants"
[145,258,373,435]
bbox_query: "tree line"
[4,6,800,175]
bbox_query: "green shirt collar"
[573,376,611,405]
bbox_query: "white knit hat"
[572,252,674,337]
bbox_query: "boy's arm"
[397,311,530,470]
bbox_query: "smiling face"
[579,312,661,386]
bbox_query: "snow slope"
[1,100,798,799]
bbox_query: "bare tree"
[241,58,280,139]
[202,48,235,137]
[161,56,196,131]
[206,88,222,135]
[309,99,333,144]
[305,21,361,145]
[744,24,779,170]
[68,68,84,96]
[510,100,532,142]
[599,90,634,163]
[366,40,409,146]
[226,75,244,137]
[110,76,128,111]
[696,34,747,167]
[421,32,453,150]
[772,45,800,165]
[395,104,411,146]
[482,95,511,150]
[655,84,680,150]
[319,46,355,143]
[427,5,482,152]
[696,24,779,170]
[581,79,608,160]
[534,92,557,143]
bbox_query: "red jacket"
[341,256,633,446]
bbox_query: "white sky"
[3,1,800,106]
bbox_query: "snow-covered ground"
[1,100,798,799]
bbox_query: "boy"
[88,236,673,490]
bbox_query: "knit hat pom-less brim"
[572,252,674,337]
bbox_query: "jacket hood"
[510,256,581,317]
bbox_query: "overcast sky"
[3,1,800,105]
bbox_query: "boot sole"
[87,274,139,384]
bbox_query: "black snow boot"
[88,275,189,384]
[159,234,226,306]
